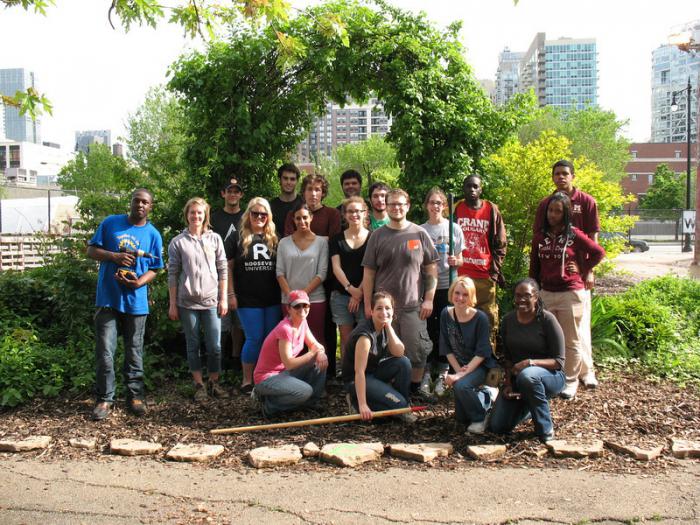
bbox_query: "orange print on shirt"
[407,239,421,250]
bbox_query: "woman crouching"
[342,291,416,423]
[489,278,566,443]
[252,290,327,417]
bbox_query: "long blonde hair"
[182,197,211,231]
[239,197,278,256]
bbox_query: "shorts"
[393,307,432,368]
[329,290,365,326]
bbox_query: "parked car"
[600,232,649,253]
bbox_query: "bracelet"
[528,359,533,367]
[227,292,236,297]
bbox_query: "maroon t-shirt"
[284,205,341,238]
[529,227,605,292]
[533,188,600,239]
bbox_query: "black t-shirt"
[328,231,369,295]
[210,209,243,248]
[500,310,565,370]
[342,318,389,381]
[270,195,302,238]
[225,231,280,308]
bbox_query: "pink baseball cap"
[288,289,310,307]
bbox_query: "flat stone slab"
[547,439,604,459]
[466,444,507,461]
[110,439,163,456]
[166,443,224,463]
[671,438,700,459]
[69,438,97,450]
[320,442,384,467]
[0,435,52,452]
[248,445,302,468]
[388,443,453,462]
[302,442,320,458]
[605,441,664,461]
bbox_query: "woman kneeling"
[342,291,415,423]
[252,290,327,417]
[489,278,566,443]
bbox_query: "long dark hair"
[543,191,573,239]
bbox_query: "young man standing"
[362,188,439,402]
[270,163,302,237]
[211,178,245,370]
[367,181,390,231]
[337,170,363,228]
[454,174,507,340]
[87,189,163,421]
[533,159,600,394]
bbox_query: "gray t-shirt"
[420,220,465,290]
[276,235,328,304]
[362,223,439,310]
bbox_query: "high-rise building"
[495,34,598,110]
[0,68,42,144]
[296,99,391,162]
[75,129,112,154]
[0,104,5,140]
[650,21,700,143]
[494,48,524,106]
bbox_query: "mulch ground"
[2,368,698,474]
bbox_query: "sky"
[2,0,699,151]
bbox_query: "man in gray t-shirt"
[362,189,439,402]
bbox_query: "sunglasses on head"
[291,303,310,310]
[251,211,268,219]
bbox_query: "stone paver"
[605,441,664,461]
[671,438,700,459]
[0,435,52,452]
[69,438,97,450]
[248,445,302,468]
[466,444,507,461]
[166,443,224,463]
[547,439,604,459]
[320,442,384,467]
[110,438,163,456]
[387,442,453,462]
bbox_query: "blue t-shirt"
[89,214,164,315]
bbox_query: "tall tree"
[639,164,686,210]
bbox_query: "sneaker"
[581,373,599,389]
[209,381,229,399]
[412,387,438,404]
[398,411,418,424]
[128,398,147,416]
[433,374,447,397]
[92,402,111,421]
[419,371,432,394]
[238,383,254,395]
[193,383,208,403]
[539,430,555,444]
[250,388,267,417]
[467,419,487,434]
[345,393,358,415]
[559,382,578,400]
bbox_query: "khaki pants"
[578,289,594,379]
[539,289,586,388]
[473,278,498,346]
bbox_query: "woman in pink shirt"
[252,290,328,417]
[529,192,604,400]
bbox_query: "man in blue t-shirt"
[87,189,163,421]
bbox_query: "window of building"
[675,150,681,159]
[648,174,653,184]
[0,146,6,169]
[631,150,637,158]
[9,145,20,168]
[630,174,637,182]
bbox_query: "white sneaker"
[399,411,418,424]
[419,371,432,395]
[559,382,578,400]
[467,419,487,434]
[433,374,447,397]
[581,373,599,389]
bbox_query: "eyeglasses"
[515,293,535,300]
[251,211,268,219]
[346,209,366,215]
[387,202,408,208]
[291,303,310,310]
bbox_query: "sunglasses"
[291,303,310,310]
[251,211,268,219]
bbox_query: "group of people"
[87,159,605,444]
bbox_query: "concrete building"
[296,99,391,162]
[495,34,598,110]
[494,48,524,106]
[0,139,72,187]
[75,129,112,154]
[622,142,698,209]
[0,68,41,143]
[650,21,700,143]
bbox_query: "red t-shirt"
[254,317,308,384]
[454,200,492,280]
[533,188,600,239]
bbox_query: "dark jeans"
[254,361,326,416]
[94,307,147,403]
[453,366,493,424]
[346,356,412,411]
[489,367,565,439]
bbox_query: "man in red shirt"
[533,159,600,392]
[454,175,507,340]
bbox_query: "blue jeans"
[254,361,326,416]
[489,367,565,439]
[346,356,411,411]
[453,366,493,424]
[178,307,222,374]
[237,305,282,365]
[94,307,147,403]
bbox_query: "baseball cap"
[223,178,244,192]
[288,290,310,307]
